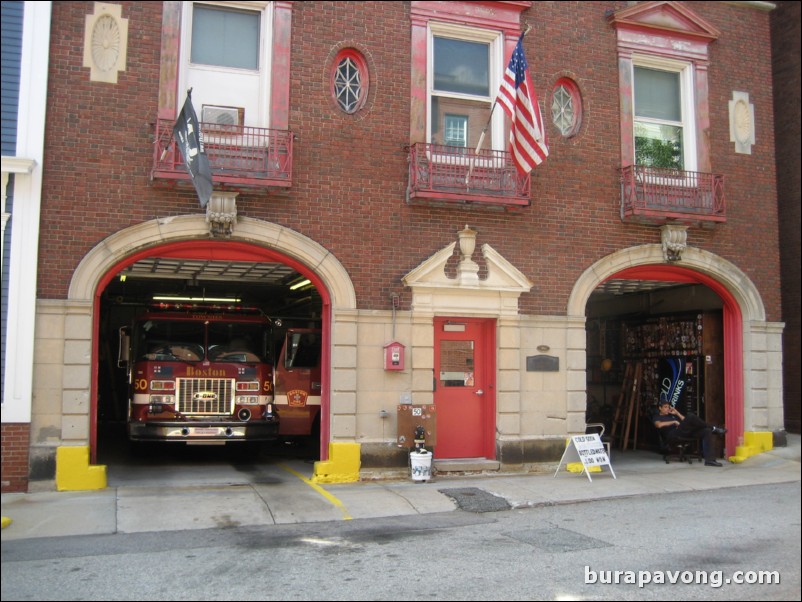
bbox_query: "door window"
[439,340,475,387]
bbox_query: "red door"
[433,318,495,458]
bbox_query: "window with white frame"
[632,57,696,171]
[180,1,272,128]
[551,78,582,137]
[428,23,504,151]
[444,114,468,147]
[334,56,361,112]
[332,48,369,114]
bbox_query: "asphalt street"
[2,482,800,601]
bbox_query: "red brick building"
[771,0,801,435]
[1,1,789,490]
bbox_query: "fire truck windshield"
[135,319,205,362]
[133,318,271,363]
[207,321,269,363]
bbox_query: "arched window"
[332,49,369,114]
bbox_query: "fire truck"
[119,304,279,443]
[273,328,322,437]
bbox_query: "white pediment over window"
[609,1,720,42]
[402,226,533,317]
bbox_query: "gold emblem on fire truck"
[287,389,308,407]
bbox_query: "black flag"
[173,90,213,207]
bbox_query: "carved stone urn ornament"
[457,225,480,285]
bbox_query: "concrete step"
[433,458,501,473]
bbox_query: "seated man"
[653,401,727,467]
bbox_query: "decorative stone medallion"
[83,3,128,83]
[729,91,755,154]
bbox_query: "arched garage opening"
[586,265,742,457]
[70,216,357,466]
[94,240,331,463]
[571,245,766,458]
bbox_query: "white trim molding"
[2,1,51,424]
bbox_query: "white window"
[180,2,272,128]
[551,78,582,138]
[632,56,696,171]
[444,114,468,147]
[334,56,361,113]
[332,49,369,114]
[428,23,504,151]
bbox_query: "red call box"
[384,341,405,371]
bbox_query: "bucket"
[410,450,433,481]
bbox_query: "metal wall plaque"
[526,354,559,372]
[397,404,437,447]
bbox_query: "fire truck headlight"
[150,380,176,391]
[236,396,259,405]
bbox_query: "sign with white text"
[554,434,616,482]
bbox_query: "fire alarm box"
[384,342,405,371]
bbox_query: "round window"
[332,49,369,114]
[551,78,582,137]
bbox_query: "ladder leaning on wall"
[610,361,642,451]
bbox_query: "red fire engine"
[273,328,322,437]
[119,304,279,443]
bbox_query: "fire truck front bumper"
[128,418,280,442]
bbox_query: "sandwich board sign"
[554,433,616,482]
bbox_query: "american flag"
[497,34,548,175]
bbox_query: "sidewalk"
[2,435,799,542]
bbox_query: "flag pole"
[466,98,500,188]
[159,88,193,162]
[466,24,532,187]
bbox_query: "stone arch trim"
[567,244,765,321]
[69,215,357,308]
[567,243,774,455]
[67,215,355,463]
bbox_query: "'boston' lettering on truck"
[118,304,279,443]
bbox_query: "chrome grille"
[176,378,235,415]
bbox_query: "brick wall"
[771,0,801,433]
[1,423,30,492]
[36,1,782,322]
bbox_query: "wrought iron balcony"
[620,165,725,226]
[152,118,292,189]
[407,143,530,206]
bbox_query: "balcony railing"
[407,143,530,206]
[152,118,292,189]
[620,165,725,226]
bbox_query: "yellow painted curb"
[566,462,601,473]
[727,431,773,464]
[56,446,107,491]
[312,442,361,483]
[745,431,773,453]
